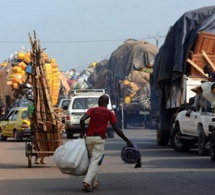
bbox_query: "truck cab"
[64,89,115,138]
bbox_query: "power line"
[0,37,158,44]
[148,34,166,47]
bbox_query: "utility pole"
[148,34,166,47]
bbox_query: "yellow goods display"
[7,50,60,105]
[44,59,60,106]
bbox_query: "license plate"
[139,111,150,114]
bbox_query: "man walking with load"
[79,94,133,192]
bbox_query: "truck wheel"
[144,115,152,129]
[210,133,215,161]
[198,127,208,156]
[157,130,170,145]
[170,126,192,152]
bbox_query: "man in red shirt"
[79,94,133,192]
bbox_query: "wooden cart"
[25,131,66,168]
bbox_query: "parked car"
[0,107,31,141]
[170,109,214,155]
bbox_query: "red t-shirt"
[86,106,117,138]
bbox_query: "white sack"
[54,138,90,176]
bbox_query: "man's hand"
[127,140,134,147]
[79,132,85,139]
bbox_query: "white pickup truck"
[64,89,116,139]
[170,109,215,155]
[170,81,215,156]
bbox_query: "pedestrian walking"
[0,104,10,120]
[79,94,133,192]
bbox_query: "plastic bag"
[54,138,90,176]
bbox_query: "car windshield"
[72,98,99,109]
[22,111,29,119]
[19,99,32,107]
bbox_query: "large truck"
[106,39,158,129]
[150,6,215,145]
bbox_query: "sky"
[0,0,214,71]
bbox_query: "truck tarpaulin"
[152,6,215,109]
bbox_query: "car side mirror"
[62,106,68,110]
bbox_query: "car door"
[4,111,15,136]
[71,98,87,125]
[7,110,19,137]
[181,111,198,136]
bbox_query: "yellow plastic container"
[18,61,27,70]
[129,92,136,98]
[12,66,22,73]
[124,96,131,104]
[129,82,139,92]
[25,52,31,59]
[24,57,31,64]
[17,52,25,60]
[50,58,56,63]
[13,83,18,89]
[51,63,58,68]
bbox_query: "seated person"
[186,81,215,116]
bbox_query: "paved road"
[1,129,215,195]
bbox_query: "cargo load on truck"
[151,5,215,145]
[106,39,158,129]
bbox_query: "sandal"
[82,182,93,192]
[92,181,100,190]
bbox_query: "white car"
[64,89,116,139]
[170,109,215,155]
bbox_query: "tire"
[198,126,208,156]
[28,155,32,168]
[0,129,2,140]
[157,129,170,146]
[0,129,7,141]
[14,130,21,142]
[210,133,215,161]
[170,126,192,152]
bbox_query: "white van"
[64,89,115,138]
